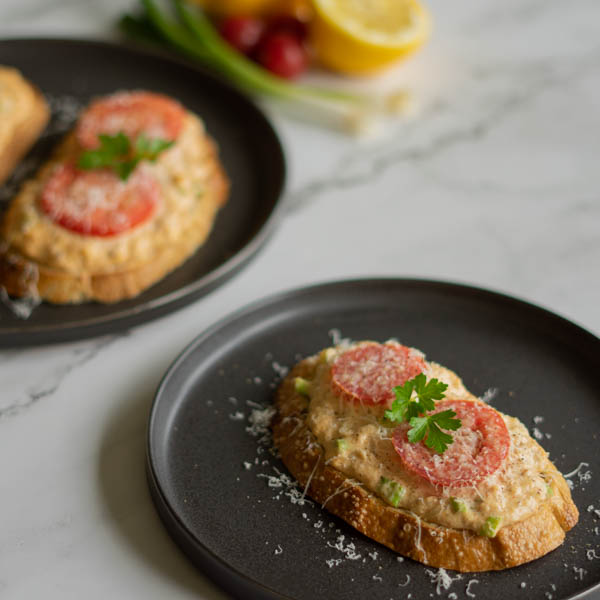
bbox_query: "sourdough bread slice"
[0,66,50,185]
[272,353,578,572]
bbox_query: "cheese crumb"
[466,579,479,598]
[425,568,462,596]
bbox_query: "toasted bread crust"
[0,113,228,304]
[0,67,50,185]
[272,358,579,572]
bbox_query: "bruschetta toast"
[0,90,228,303]
[272,341,578,572]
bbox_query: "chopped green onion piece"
[546,483,554,497]
[479,516,502,537]
[378,476,404,508]
[294,377,311,396]
[450,497,467,514]
[336,438,349,453]
[319,348,336,364]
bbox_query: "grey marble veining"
[1,0,599,598]
[0,334,123,419]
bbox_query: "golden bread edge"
[0,67,50,185]
[272,356,579,573]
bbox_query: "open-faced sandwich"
[0,66,50,186]
[272,340,578,572]
[0,90,228,303]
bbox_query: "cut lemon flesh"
[310,0,431,75]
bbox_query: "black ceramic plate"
[147,279,600,600]
[0,39,285,346]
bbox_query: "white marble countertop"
[1,1,600,598]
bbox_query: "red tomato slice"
[392,399,510,487]
[76,91,185,149]
[331,342,425,406]
[40,163,159,236]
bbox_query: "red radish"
[256,32,308,79]
[219,16,265,55]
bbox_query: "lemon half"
[310,0,431,75]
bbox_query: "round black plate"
[0,38,285,346]
[147,279,600,600]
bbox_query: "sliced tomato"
[76,91,185,149]
[40,163,159,236]
[392,399,510,487]
[330,342,425,406]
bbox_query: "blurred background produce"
[121,0,430,133]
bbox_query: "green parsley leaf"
[99,132,130,155]
[135,133,174,159]
[407,409,461,454]
[384,374,448,424]
[406,416,429,443]
[414,373,447,409]
[113,159,140,181]
[431,409,462,431]
[384,372,460,454]
[384,378,415,423]
[422,422,455,454]
[77,131,173,181]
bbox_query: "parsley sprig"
[78,132,173,180]
[384,373,462,454]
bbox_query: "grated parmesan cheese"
[480,388,498,403]
[245,406,276,440]
[327,535,362,561]
[425,568,462,596]
[466,579,479,598]
[0,287,41,320]
[271,362,289,378]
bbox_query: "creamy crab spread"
[304,344,556,534]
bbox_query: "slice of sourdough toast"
[0,66,50,185]
[272,346,578,572]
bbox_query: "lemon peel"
[310,0,431,75]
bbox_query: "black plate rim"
[0,37,286,346]
[146,277,600,600]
